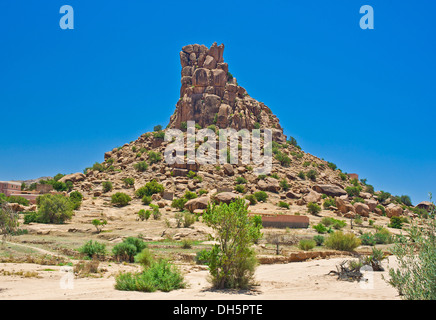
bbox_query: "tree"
[37,194,74,224]
[92,219,107,233]
[202,198,262,289]
[0,204,19,241]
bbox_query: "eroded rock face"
[168,42,286,142]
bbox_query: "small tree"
[202,199,262,289]
[92,219,107,233]
[0,204,19,242]
[37,194,73,224]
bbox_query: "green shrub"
[123,178,135,187]
[148,151,162,164]
[244,194,257,205]
[111,192,132,207]
[298,239,316,251]
[360,232,376,246]
[327,162,337,170]
[298,171,305,180]
[377,191,391,203]
[339,172,347,181]
[313,223,328,234]
[114,259,186,292]
[113,237,147,262]
[6,195,30,206]
[279,179,290,191]
[69,191,83,210]
[134,161,149,172]
[323,197,336,209]
[171,197,188,211]
[324,231,361,251]
[236,176,247,184]
[78,240,106,259]
[253,191,268,202]
[376,204,386,216]
[134,248,154,267]
[307,202,321,215]
[345,185,362,197]
[153,125,162,132]
[183,191,197,200]
[102,181,113,193]
[137,209,151,221]
[37,194,74,224]
[142,195,152,205]
[23,211,40,224]
[151,205,161,220]
[135,180,164,198]
[235,185,246,193]
[275,151,291,167]
[278,201,289,209]
[306,170,317,181]
[389,216,403,229]
[92,219,107,233]
[313,235,325,246]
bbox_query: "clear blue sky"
[0,0,435,205]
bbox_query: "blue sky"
[0,0,435,205]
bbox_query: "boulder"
[203,55,217,69]
[59,173,85,183]
[257,177,280,193]
[415,201,435,212]
[335,197,355,214]
[303,190,322,204]
[184,196,210,212]
[364,199,378,212]
[386,203,403,218]
[312,184,347,197]
[213,192,242,204]
[286,191,300,199]
[354,202,370,217]
[223,163,234,176]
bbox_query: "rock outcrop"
[168,42,287,143]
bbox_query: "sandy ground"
[0,256,400,300]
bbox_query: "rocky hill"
[56,43,423,223]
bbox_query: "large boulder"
[335,197,355,214]
[303,190,322,204]
[223,163,234,176]
[415,201,435,212]
[59,173,85,183]
[257,177,280,193]
[354,202,370,217]
[312,184,347,197]
[184,196,210,213]
[386,203,403,218]
[364,199,378,212]
[213,192,242,204]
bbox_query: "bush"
[115,259,186,292]
[321,217,346,229]
[113,237,147,262]
[78,240,106,259]
[244,194,257,205]
[69,191,83,210]
[313,223,328,234]
[6,196,30,206]
[235,176,247,184]
[134,248,154,267]
[92,219,107,233]
[389,216,403,229]
[345,185,362,197]
[235,184,246,193]
[306,169,317,181]
[37,194,74,224]
[324,231,361,251]
[278,201,289,209]
[148,151,162,164]
[298,239,316,251]
[360,232,376,246]
[134,161,149,172]
[0,204,19,236]
[279,179,290,191]
[183,212,196,228]
[377,191,391,203]
[327,162,337,170]
[138,209,151,221]
[123,178,135,187]
[376,204,386,216]
[307,202,321,215]
[202,199,262,289]
[171,197,188,211]
[141,195,152,205]
[111,192,132,207]
[253,191,268,202]
[150,205,161,220]
[102,181,113,193]
[313,235,325,246]
[323,197,336,209]
[183,191,197,200]
[135,180,164,198]
[298,171,305,180]
[275,151,291,167]
[23,211,40,224]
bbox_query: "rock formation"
[168,42,287,143]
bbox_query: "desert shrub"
[183,212,196,228]
[171,197,188,211]
[360,232,376,246]
[339,172,347,181]
[279,179,290,191]
[181,239,193,249]
[387,212,436,299]
[111,192,132,207]
[149,205,161,220]
[307,202,321,215]
[78,240,106,259]
[377,191,391,203]
[389,216,403,229]
[134,161,149,172]
[324,231,361,251]
[148,151,162,164]
[92,219,107,233]
[313,223,328,234]
[0,204,19,238]
[351,197,365,204]
[134,248,154,267]
[235,176,247,184]
[153,125,162,132]
[183,191,197,200]
[153,131,165,139]
[244,194,257,205]
[115,259,186,292]
[306,170,317,181]
[23,211,40,224]
[69,191,83,210]
[278,201,289,209]
[135,180,164,198]
[327,162,337,170]
[123,178,135,187]
[313,235,325,246]
[323,197,336,209]
[113,237,147,262]
[321,217,346,229]
[235,185,246,193]
[376,204,386,216]
[253,191,268,202]
[345,185,362,197]
[298,171,305,180]
[141,195,152,205]
[102,181,113,193]
[298,239,316,251]
[202,199,262,289]
[37,194,73,224]
[137,209,151,221]
[365,184,375,194]
[275,151,291,167]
